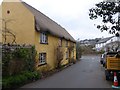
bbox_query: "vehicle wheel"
[105,70,110,80]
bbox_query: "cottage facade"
[1,0,76,70]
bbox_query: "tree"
[76,41,82,60]
[89,0,120,36]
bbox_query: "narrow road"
[21,55,112,88]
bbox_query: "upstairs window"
[66,40,68,47]
[39,53,46,65]
[70,42,74,47]
[59,38,62,46]
[40,32,48,44]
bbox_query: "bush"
[2,71,41,89]
[2,45,36,76]
[22,71,40,80]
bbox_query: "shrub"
[2,45,36,76]
[2,45,40,89]
[56,46,64,69]
[2,71,41,89]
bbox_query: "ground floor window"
[39,53,46,65]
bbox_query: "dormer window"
[40,32,48,44]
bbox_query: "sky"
[0,0,113,40]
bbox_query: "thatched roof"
[22,2,76,42]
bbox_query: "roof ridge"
[21,1,75,42]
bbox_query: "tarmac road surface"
[21,55,112,88]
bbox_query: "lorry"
[105,51,120,82]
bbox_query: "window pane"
[40,33,48,43]
[39,53,46,64]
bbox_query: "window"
[39,53,46,65]
[59,38,62,46]
[70,42,74,47]
[66,40,68,47]
[40,32,48,44]
[66,51,69,59]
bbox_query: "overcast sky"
[0,0,113,40]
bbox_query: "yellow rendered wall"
[35,32,60,70]
[1,1,35,45]
[35,31,76,70]
[1,1,76,71]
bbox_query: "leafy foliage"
[2,45,36,76]
[76,41,82,59]
[2,71,41,89]
[89,0,120,35]
[2,45,40,89]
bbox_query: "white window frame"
[59,38,62,46]
[40,32,48,44]
[39,53,46,65]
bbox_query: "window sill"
[40,42,48,45]
[38,63,47,66]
